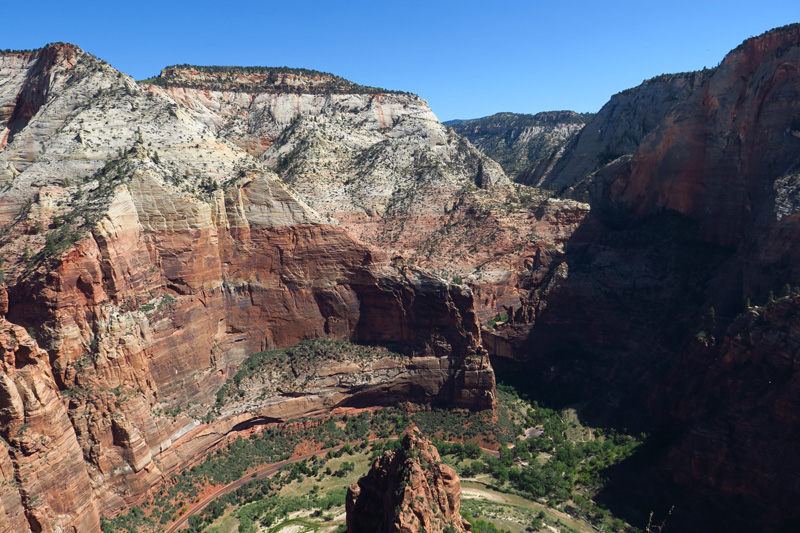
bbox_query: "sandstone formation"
[448,111,591,181]
[346,427,469,533]
[484,23,800,531]
[530,69,710,192]
[144,64,590,324]
[3,21,799,533]
[0,299,100,533]
[0,45,495,531]
[145,66,508,256]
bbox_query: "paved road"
[166,441,501,532]
[165,448,333,533]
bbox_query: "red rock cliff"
[484,24,800,531]
[0,286,100,533]
[0,44,496,531]
[605,25,800,249]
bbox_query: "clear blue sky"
[2,1,796,121]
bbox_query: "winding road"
[165,440,505,531]
[165,448,335,533]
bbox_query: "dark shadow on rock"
[489,206,792,531]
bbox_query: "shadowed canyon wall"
[486,23,800,531]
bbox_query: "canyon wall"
[145,67,508,255]
[531,69,710,193]
[0,298,100,533]
[489,23,800,531]
[3,23,799,532]
[145,65,592,327]
[0,45,495,531]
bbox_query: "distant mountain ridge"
[141,63,409,95]
[448,111,592,180]
[442,118,473,126]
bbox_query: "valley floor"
[102,376,646,533]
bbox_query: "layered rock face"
[490,24,800,531]
[143,65,594,330]
[530,69,710,192]
[448,111,591,181]
[0,50,37,150]
[214,338,493,423]
[145,66,508,256]
[0,289,100,533]
[346,428,469,533]
[142,64,407,157]
[0,45,495,531]
[6,23,797,532]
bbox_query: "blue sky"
[2,1,796,121]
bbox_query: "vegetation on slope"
[451,112,593,130]
[102,367,646,532]
[139,64,409,95]
[443,385,643,532]
[449,112,593,179]
[732,22,800,53]
[209,339,407,418]
[0,48,36,54]
[0,151,139,280]
[616,69,716,97]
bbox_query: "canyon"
[490,22,800,531]
[0,21,799,532]
[0,44,494,532]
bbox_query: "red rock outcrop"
[346,427,469,533]
[2,170,496,521]
[0,294,100,532]
[0,45,496,531]
[140,62,599,342]
[4,23,799,533]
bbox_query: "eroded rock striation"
[145,66,508,255]
[4,22,799,533]
[346,427,469,533]
[0,45,495,531]
[602,25,800,251]
[0,289,101,533]
[143,64,589,325]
